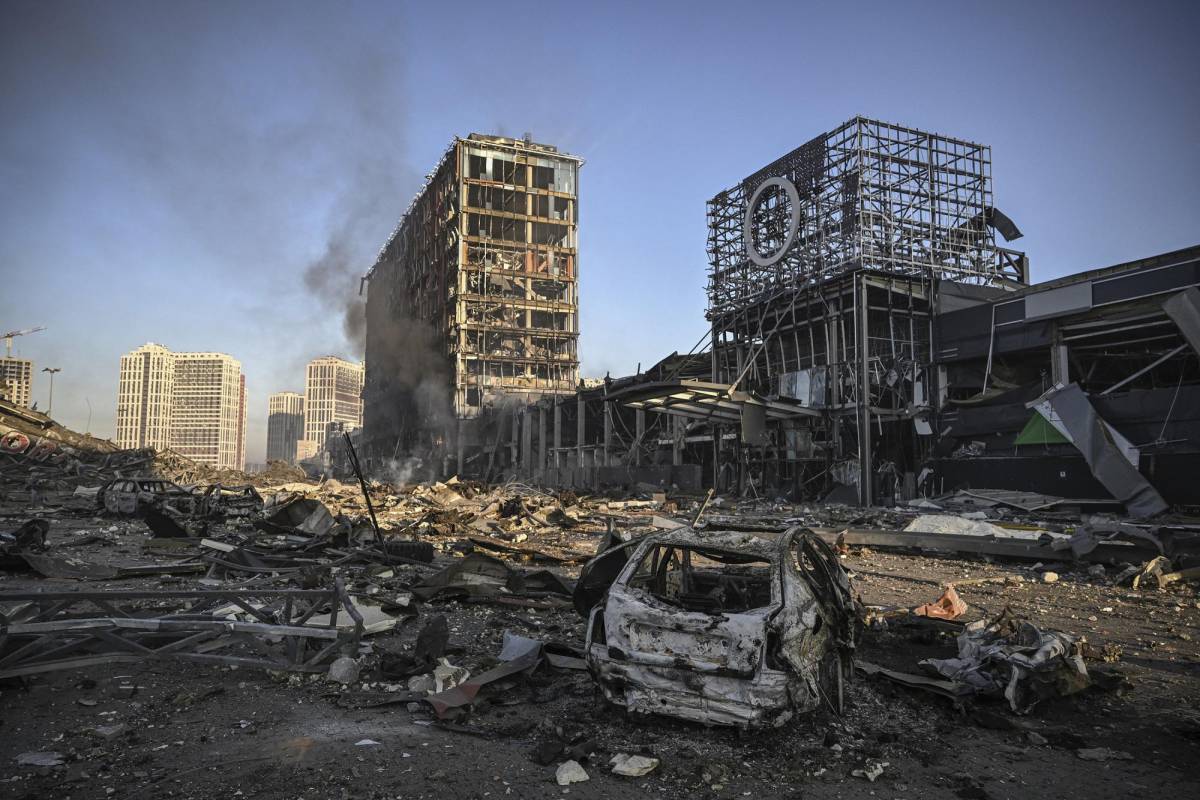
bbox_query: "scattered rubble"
[609,753,659,777]
[1,434,1197,797]
[555,759,589,785]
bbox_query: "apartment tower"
[0,357,34,409]
[115,343,176,450]
[115,343,246,469]
[302,356,363,451]
[169,352,245,469]
[266,391,305,464]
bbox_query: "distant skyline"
[2,0,1197,462]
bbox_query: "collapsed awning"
[1029,383,1168,518]
[607,379,821,423]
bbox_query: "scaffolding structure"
[707,117,1026,321]
[704,117,1028,503]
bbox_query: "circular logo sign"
[743,177,801,267]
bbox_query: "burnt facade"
[357,118,1197,515]
[362,134,582,469]
[700,117,1028,503]
[929,246,1200,511]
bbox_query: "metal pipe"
[342,431,380,538]
[1099,344,1187,395]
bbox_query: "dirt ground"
[1,501,1198,800]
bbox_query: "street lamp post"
[41,367,61,416]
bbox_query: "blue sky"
[2,0,1197,462]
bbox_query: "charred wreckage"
[355,117,1199,525]
[577,527,856,727]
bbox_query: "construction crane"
[2,326,46,358]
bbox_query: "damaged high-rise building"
[362,134,582,470]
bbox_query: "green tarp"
[1015,412,1070,446]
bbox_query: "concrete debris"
[904,515,1013,538]
[851,761,888,782]
[16,752,65,767]
[555,760,589,785]
[431,658,470,693]
[1076,747,1134,762]
[609,753,659,777]
[1,402,1197,797]
[327,656,361,685]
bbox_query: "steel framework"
[707,116,1026,327]
[703,118,1028,504]
[0,582,363,678]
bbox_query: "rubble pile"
[0,453,1197,796]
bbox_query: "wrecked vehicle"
[96,477,197,516]
[579,526,857,728]
[197,484,264,518]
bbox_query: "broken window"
[627,545,774,613]
[531,165,555,189]
[468,154,487,179]
[490,158,524,185]
[468,213,525,243]
[553,196,570,220]
[532,222,567,246]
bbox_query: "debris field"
[1,458,1198,800]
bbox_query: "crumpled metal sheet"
[920,609,1090,713]
[424,637,541,718]
[1034,383,1168,518]
[1163,287,1200,356]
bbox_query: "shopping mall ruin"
[360,118,1199,512]
[698,116,1029,504]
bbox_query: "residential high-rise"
[115,343,175,450]
[169,352,245,469]
[0,357,34,408]
[303,356,363,451]
[115,343,245,469]
[266,391,304,464]
[363,133,582,464]
[236,374,247,471]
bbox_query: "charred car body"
[196,484,264,519]
[97,478,198,516]
[578,527,857,728]
[97,478,262,521]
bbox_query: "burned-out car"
[96,477,198,516]
[577,527,856,728]
[197,484,264,518]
